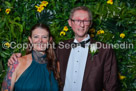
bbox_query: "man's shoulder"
[91,40,113,51]
[56,39,74,51]
[92,42,114,57]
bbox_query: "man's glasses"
[71,19,91,25]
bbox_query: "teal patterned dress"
[14,51,58,91]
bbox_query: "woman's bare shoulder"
[16,54,32,68]
[17,54,32,63]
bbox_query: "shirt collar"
[74,34,90,43]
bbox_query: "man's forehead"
[72,10,90,19]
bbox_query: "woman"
[2,24,59,91]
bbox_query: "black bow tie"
[71,39,90,48]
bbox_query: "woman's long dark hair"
[26,23,61,88]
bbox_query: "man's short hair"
[69,6,93,20]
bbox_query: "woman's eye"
[42,36,48,38]
[34,36,38,38]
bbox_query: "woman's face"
[29,27,50,52]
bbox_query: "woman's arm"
[1,61,19,91]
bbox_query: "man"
[8,6,118,91]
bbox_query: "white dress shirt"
[63,35,90,91]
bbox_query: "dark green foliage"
[0,0,136,90]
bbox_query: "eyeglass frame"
[70,18,91,26]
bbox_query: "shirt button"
[77,61,78,62]
[75,71,77,72]
[74,81,76,83]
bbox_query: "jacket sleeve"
[103,48,119,91]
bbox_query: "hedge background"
[0,0,136,90]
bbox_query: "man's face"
[68,10,91,39]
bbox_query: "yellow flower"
[36,6,44,13]
[41,1,48,7]
[107,0,113,5]
[35,5,39,8]
[90,28,95,33]
[0,8,1,11]
[4,42,10,48]
[119,73,126,80]
[39,4,44,8]
[97,30,101,35]
[90,34,94,38]
[120,33,125,38]
[5,8,11,14]
[63,26,68,32]
[100,30,104,34]
[35,1,48,13]
[60,31,66,36]
[97,30,104,35]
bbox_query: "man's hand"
[8,53,21,66]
